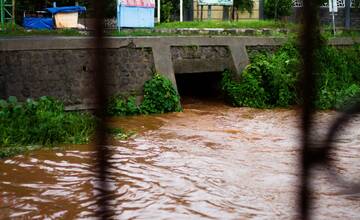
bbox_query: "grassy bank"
[221,38,360,110]
[155,20,295,29]
[0,97,95,158]
[0,74,181,159]
[0,23,87,37]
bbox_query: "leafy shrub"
[264,0,293,19]
[140,73,182,114]
[107,95,139,116]
[0,96,95,158]
[314,45,360,109]
[222,70,268,108]
[222,40,300,108]
[222,40,360,110]
[107,74,181,116]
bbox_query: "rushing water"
[1,100,360,219]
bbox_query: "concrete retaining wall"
[1,36,359,109]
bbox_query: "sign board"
[198,0,233,6]
[329,0,338,12]
[121,0,155,8]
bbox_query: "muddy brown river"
[1,100,360,219]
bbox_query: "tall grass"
[0,96,95,158]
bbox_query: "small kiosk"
[117,0,155,29]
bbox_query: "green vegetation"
[0,96,95,158]
[106,127,135,140]
[155,20,293,29]
[233,0,255,14]
[222,39,360,110]
[265,0,293,20]
[107,95,140,116]
[0,23,87,36]
[140,73,182,114]
[107,73,182,116]
[0,74,180,158]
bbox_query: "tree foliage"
[264,0,293,19]
[15,0,116,18]
[233,0,254,14]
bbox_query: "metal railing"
[90,0,359,219]
[299,0,360,219]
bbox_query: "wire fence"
[88,0,360,219]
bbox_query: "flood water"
[1,100,360,219]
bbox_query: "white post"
[117,0,120,30]
[157,0,161,22]
[180,0,183,22]
[329,0,337,35]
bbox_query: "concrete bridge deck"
[1,36,359,109]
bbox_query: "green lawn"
[155,20,296,29]
[0,26,87,36]
[1,20,359,38]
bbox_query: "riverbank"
[0,73,181,159]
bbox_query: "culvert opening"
[175,72,224,102]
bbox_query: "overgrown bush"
[314,45,360,109]
[0,96,95,158]
[222,40,300,108]
[107,73,181,116]
[222,40,360,110]
[107,95,139,116]
[140,73,182,114]
[264,0,293,19]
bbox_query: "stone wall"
[0,47,154,107]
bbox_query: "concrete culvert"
[175,72,224,102]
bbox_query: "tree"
[232,0,254,20]
[15,0,116,18]
[264,0,292,19]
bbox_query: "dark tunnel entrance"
[175,72,224,103]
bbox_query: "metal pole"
[157,0,160,22]
[180,0,183,22]
[331,0,336,35]
[207,5,211,20]
[345,0,350,29]
[117,0,120,31]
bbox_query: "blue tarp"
[23,17,54,29]
[47,6,86,14]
